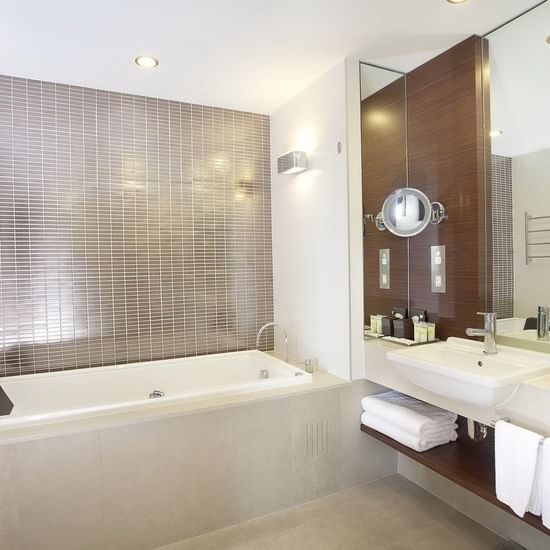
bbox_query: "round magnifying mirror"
[381,187,432,237]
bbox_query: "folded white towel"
[361,411,457,452]
[411,422,459,439]
[543,439,550,528]
[362,414,458,440]
[361,391,457,437]
[495,420,543,517]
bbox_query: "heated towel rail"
[525,212,550,264]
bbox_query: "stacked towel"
[361,391,458,452]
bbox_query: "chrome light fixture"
[277,151,307,175]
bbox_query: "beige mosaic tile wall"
[0,75,273,375]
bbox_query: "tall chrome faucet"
[256,322,289,363]
[537,306,549,341]
[466,312,497,354]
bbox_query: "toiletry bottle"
[381,316,394,336]
[377,315,388,335]
[413,317,421,342]
[304,359,315,374]
[370,315,378,334]
[427,323,436,342]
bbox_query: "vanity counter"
[364,338,550,435]
[525,374,550,390]
[363,338,550,538]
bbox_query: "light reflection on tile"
[0,74,273,376]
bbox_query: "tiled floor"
[159,475,505,550]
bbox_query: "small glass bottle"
[304,359,315,373]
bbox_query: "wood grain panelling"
[407,36,491,339]
[361,78,408,323]
[361,36,492,337]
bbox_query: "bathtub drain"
[149,390,165,399]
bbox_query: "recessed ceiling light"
[135,55,159,69]
[490,129,503,137]
[546,35,550,44]
[447,0,469,4]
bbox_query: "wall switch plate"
[379,249,390,289]
[431,245,446,293]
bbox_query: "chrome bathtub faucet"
[466,312,497,354]
[256,322,289,363]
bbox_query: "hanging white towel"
[495,421,543,517]
[542,439,550,529]
[527,443,543,516]
[361,411,457,452]
[361,391,457,437]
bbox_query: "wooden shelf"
[361,419,550,535]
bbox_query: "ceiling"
[0,0,543,114]
[488,1,550,157]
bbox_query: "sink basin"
[387,337,550,407]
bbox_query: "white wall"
[271,61,352,380]
[345,55,367,381]
[513,147,550,316]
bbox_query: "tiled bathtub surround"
[0,381,397,550]
[0,75,273,376]
[491,155,514,319]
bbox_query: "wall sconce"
[277,151,307,175]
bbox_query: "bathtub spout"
[256,322,289,363]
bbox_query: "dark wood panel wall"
[407,36,492,339]
[362,36,492,339]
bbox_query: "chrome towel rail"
[525,212,550,264]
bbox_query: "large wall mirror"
[485,0,550,351]
[361,37,491,341]
[361,64,409,319]
[360,64,408,324]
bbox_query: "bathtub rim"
[0,348,292,384]
[0,349,311,429]
[0,361,349,446]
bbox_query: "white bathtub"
[0,351,312,429]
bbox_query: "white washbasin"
[387,337,550,408]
